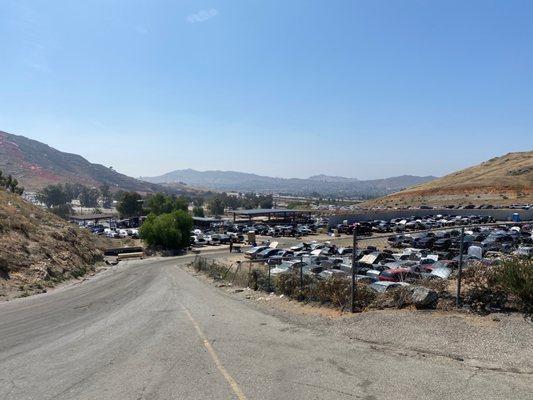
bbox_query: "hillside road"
[0,255,531,400]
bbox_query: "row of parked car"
[393,204,530,210]
[388,224,533,255]
[242,241,452,293]
[225,221,327,237]
[80,223,140,239]
[334,214,497,236]
[190,219,329,246]
[241,223,532,293]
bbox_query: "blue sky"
[1,0,532,179]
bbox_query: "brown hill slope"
[0,189,104,299]
[0,130,186,193]
[364,151,533,208]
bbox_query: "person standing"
[229,237,234,253]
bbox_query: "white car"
[191,236,207,247]
[514,246,533,258]
[105,229,119,238]
[369,281,410,293]
[118,229,129,238]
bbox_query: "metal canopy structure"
[69,213,117,222]
[230,208,313,223]
[193,216,223,227]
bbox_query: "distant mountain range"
[141,169,437,198]
[0,130,188,194]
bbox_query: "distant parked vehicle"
[105,229,119,238]
[266,250,294,265]
[433,238,452,251]
[317,269,346,280]
[513,246,533,258]
[378,268,418,283]
[117,229,129,238]
[245,246,270,259]
[256,248,283,260]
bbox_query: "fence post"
[351,228,357,313]
[456,226,465,307]
[300,255,304,290]
[268,263,271,292]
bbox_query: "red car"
[378,268,417,282]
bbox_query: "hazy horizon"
[1,1,532,179]
[138,166,439,181]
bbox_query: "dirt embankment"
[0,189,107,300]
[364,151,533,208]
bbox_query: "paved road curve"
[0,256,530,400]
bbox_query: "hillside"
[364,151,533,208]
[141,169,436,197]
[0,189,106,299]
[0,130,186,193]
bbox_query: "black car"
[414,236,435,249]
[433,238,452,250]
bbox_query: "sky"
[0,0,532,180]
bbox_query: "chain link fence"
[191,221,532,315]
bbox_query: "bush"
[370,286,412,309]
[275,274,376,311]
[51,204,73,219]
[275,272,316,300]
[193,206,205,217]
[139,210,193,250]
[463,262,507,313]
[192,257,229,280]
[494,258,533,315]
[463,258,532,315]
[312,277,351,308]
[250,268,270,291]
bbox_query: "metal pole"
[268,263,271,292]
[300,255,303,290]
[456,226,465,307]
[351,227,357,313]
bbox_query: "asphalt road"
[0,255,530,400]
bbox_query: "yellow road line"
[181,305,247,400]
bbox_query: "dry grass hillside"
[0,130,193,194]
[365,151,533,208]
[0,189,105,300]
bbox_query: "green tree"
[193,206,205,217]
[113,190,126,201]
[192,196,204,207]
[223,194,241,210]
[64,182,85,201]
[259,194,274,209]
[208,196,225,215]
[139,210,193,250]
[79,187,100,208]
[0,171,24,195]
[146,193,188,215]
[99,183,112,208]
[116,192,143,217]
[242,193,258,209]
[51,204,73,219]
[37,184,68,207]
